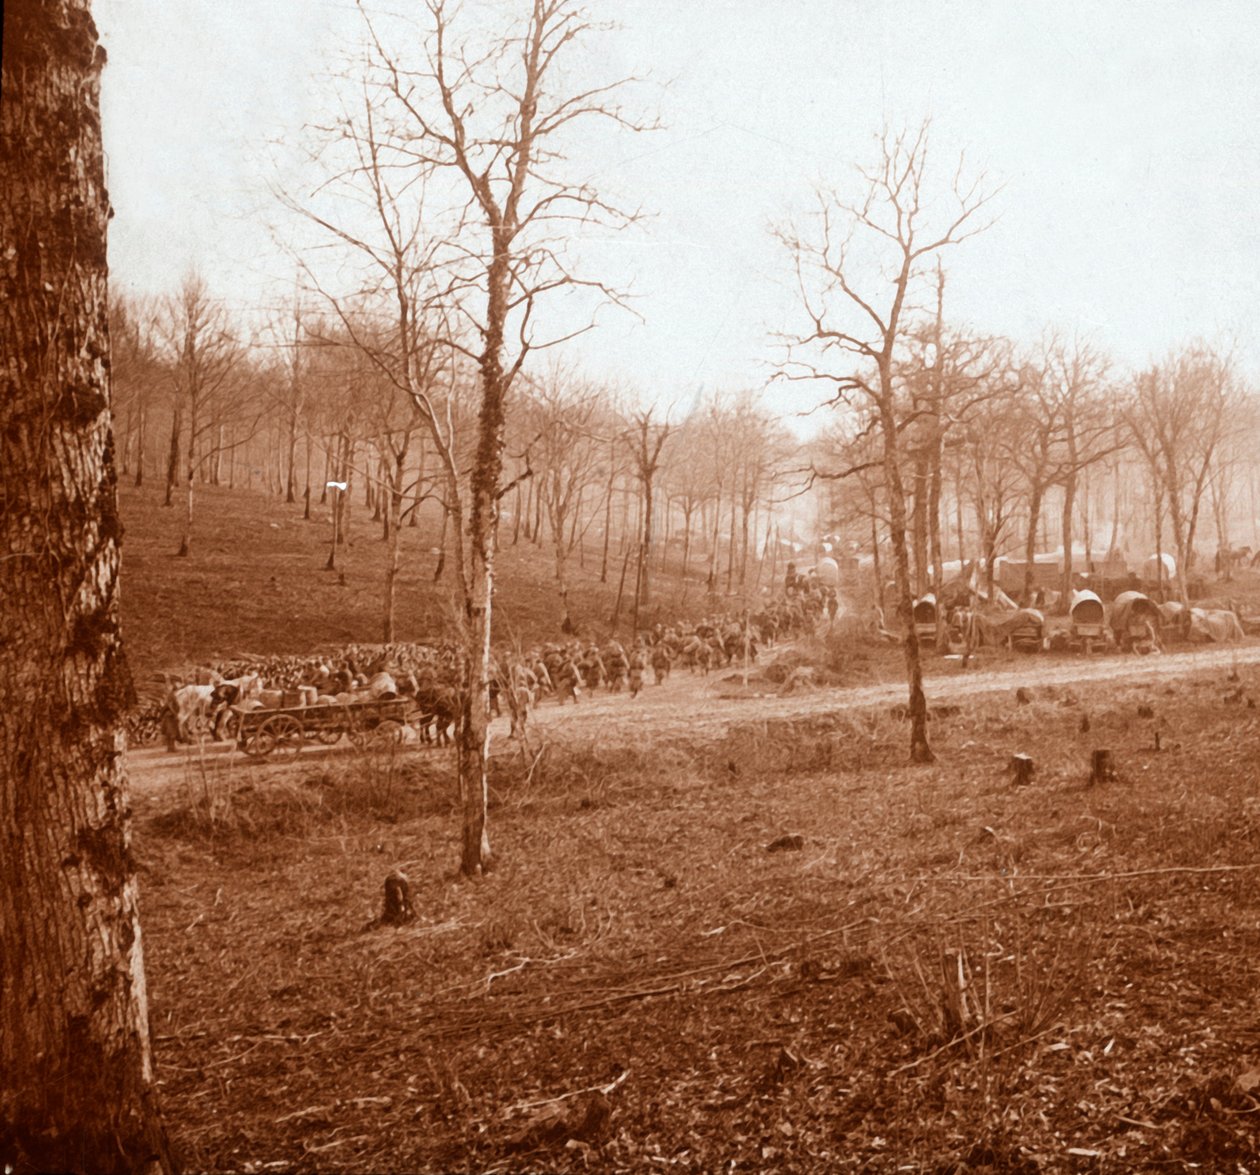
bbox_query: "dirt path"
[527,641,1260,741]
[127,640,1260,793]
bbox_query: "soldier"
[555,657,582,704]
[604,641,629,691]
[628,643,648,698]
[650,641,673,684]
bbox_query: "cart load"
[234,696,422,760]
[976,607,1045,652]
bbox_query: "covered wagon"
[976,607,1045,652]
[1069,589,1106,653]
[1111,591,1162,652]
[912,594,939,647]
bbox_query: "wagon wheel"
[242,725,276,759]
[314,726,343,746]
[262,714,305,759]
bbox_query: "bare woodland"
[7,0,1260,1170]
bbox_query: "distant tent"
[1143,552,1176,582]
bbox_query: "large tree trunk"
[927,429,946,642]
[1059,467,1077,614]
[911,449,929,596]
[163,403,180,507]
[285,405,298,504]
[0,3,174,1170]
[879,390,934,764]
[1022,484,1044,607]
[457,249,516,878]
[599,460,614,582]
[382,451,407,642]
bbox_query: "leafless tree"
[525,368,606,625]
[1124,345,1238,603]
[1,2,175,1169]
[778,123,996,762]
[293,0,647,874]
[1034,336,1117,607]
[621,407,674,632]
[110,293,164,487]
[158,271,257,557]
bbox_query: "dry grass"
[119,481,733,676]
[134,664,1260,1171]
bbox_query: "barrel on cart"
[234,696,418,760]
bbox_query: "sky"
[95,1,1260,434]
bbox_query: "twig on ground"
[504,1068,630,1117]
[888,1011,1016,1076]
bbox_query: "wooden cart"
[234,697,418,760]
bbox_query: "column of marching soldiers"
[132,570,837,750]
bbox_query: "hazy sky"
[96,1,1260,431]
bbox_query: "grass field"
[135,665,1260,1172]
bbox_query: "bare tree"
[526,368,605,626]
[158,271,254,557]
[295,0,646,874]
[778,124,996,762]
[1125,345,1237,603]
[622,407,674,632]
[1041,336,1116,607]
[110,293,164,487]
[660,411,717,591]
[1,3,175,1169]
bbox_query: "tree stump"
[1090,749,1115,785]
[1009,753,1035,786]
[1015,687,1032,705]
[380,869,415,926]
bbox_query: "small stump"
[1009,753,1035,787]
[1090,749,1116,785]
[379,868,415,927]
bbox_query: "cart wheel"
[347,724,369,750]
[263,714,305,759]
[370,720,405,748]
[243,728,275,759]
[315,728,342,746]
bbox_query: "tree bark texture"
[0,3,174,1171]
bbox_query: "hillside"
[117,482,738,677]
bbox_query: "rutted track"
[127,641,1260,791]
[526,641,1260,743]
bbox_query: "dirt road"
[128,641,1260,792]
[525,641,1260,741]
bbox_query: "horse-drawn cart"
[234,696,419,760]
